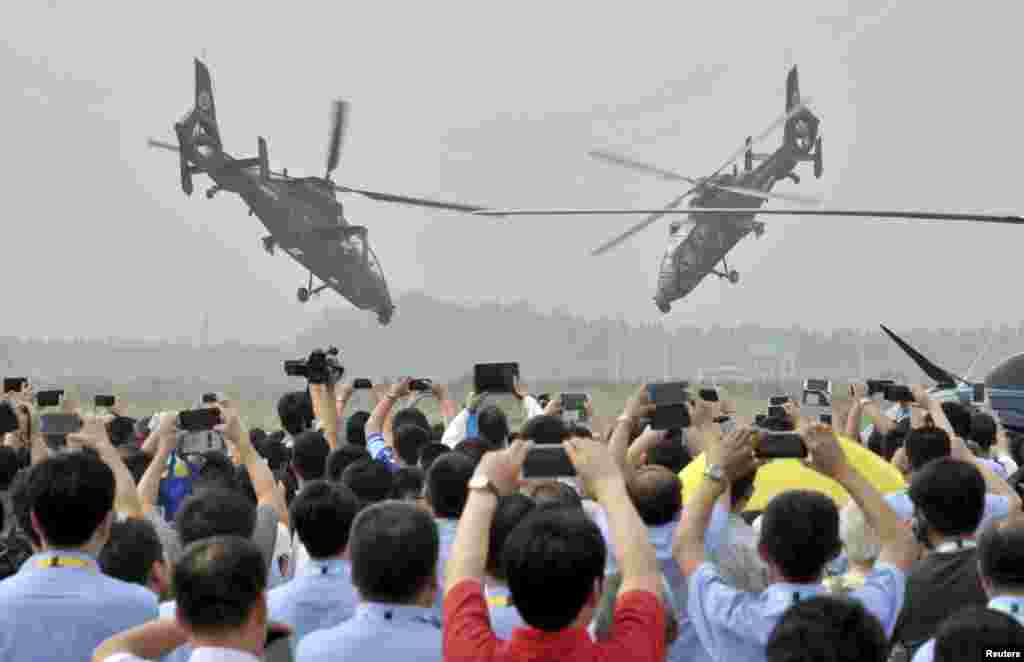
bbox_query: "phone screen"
[755,432,808,459]
[473,363,520,394]
[95,395,116,408]
[36,390,64,408]
[353,378,373,390]
[522,444,576,478]
[804,379,830,392]
[699,388,719,402]
[39,413,83,436]
[769,396,790,406]
[0,402,18,435]
[178,408,222,432]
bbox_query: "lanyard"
[934,539,977,554]
[35,556,96,571]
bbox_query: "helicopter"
[148,59,500,325]
[474,66,1024,314]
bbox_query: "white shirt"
[107,647,260,662]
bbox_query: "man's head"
[344,411,370,447]
[520,415,570,445]
[903,426,952,471]
[523,481,583,510]
[759,490,841,583]
[418,442,448,473]
[290,480,360,560]
[453,437,493,467]
[340,459,393,505]
[174,536,268,642]
[23,452,115,550]
[326,444,370,483]
[390,467,425,502]
[277,391,315,437]
[487,494,535,582]
[971,412,998,452]
[100,518,167,597]
[424,452,474,519]
[977,522,1024,596]
[504,506,607,631]
[191,451,238,492]
[645,430,692,474]
[766,596,888,662]
[941,402,973,440]
[908,458,985,542]
[394,423,430,467]
[933,606,1024,662]
[392,408,430,438]
[291,430,330,482]
[478,405,510,447]
[175,487,258,547]
[118,449,152,485]
[349,501,439,606]
[627,465,683,527]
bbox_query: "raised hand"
[564,435,624,498]
[802,423,851,481]
[706,427,762,482]
[474,439,532,496]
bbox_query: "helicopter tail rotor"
[325,100,348,179]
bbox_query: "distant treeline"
[4,291,1024,391]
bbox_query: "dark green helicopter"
[149,59,501,325]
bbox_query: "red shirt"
[443,579,666,662]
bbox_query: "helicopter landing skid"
[711,257,740,284]
[297,271,331,304]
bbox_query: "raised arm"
[221,401,288,526]
[92,618,189,662]
[137,413,177,516]
[431,382,458,426]
[365,379,411,469]
[310,382,339,449]
[72,417,144,519]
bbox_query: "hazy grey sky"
[3,1,1022,344]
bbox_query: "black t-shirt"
[891,547,987,653]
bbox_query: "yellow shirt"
[680,434,906,510]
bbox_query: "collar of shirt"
[647,521,676,559]
[28,549,98,572]
[354,601,440,627]
[189,648,261,662]
[989,597,1024,624]
[305,558,349,577]
[933,538,977,554]
[508,624,591,656]
[764,581,826,606]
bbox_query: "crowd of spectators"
[1,361,1024,662]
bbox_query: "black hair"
[345,411,370,447]
[0,446,23,491]
[187,451,238,493]
[478,405,510,447]
[107,416,137,447]
[760,490,841,582]
[504,506,606,631]
[277,391,315,437]
[425,452,474,519]
[979,522,1024,591]
[487,494,535,581]
[175,487,257,547]
[326,444,370,483]
[24,452,115,548]
[627,466,683,526]
[941,402,973,440]
[731,469,758,510]
[118,449,152,485]
[454,437,493,467]
[880,419,911,462]
[10,468,38,546]
[904,426,951,471]
[174,536,267,635]
[291,430,330,481]
[290,480,360,559]
[762,414,796,432]
[934,606,1024,662]
[394,423,430,466]
[249,428,267,446]
[234,465,257,505]
[766,596,888,662]
[970,412,998,451]
[393,408,430,437]
[646,430,692,473]
[520,415,570,445]
[349,501,438,604]
[99,518,164,587]
[908,458,985,537]
[418,442,449,473]
[528,481,583,510]
[390,466,425,501]
[257,434,290,472]
[340,459,393,505]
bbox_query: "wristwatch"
[703,464,725,483]
[468,474,501,499]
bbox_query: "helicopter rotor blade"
[706,185,822,206]
[590,189,696,257]
[147,138,180,153]
[587,150,698,185]
[333,184,502,215]
[325,100,348,177]
[708,97,813,177]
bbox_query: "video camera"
[284,347,345,386]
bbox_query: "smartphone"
[560,393,588,423]
[699,388,719,402]
[884,384,914,402]
[177,408,222,432]
[3,378,27,394]
[0,401,18,435]
[409,378,433,392]
[353,378,373,390]
[754,414,767,426]
[473,362,520,394]
[201,393,219,404]
[95,395,116,408]
[769,396,790,406]
[972,383,986,403]
[866,380,894,397]
[36,390,64,408]
[755,431,808,459]
[283,360,308,378]
[40,413,83,436]
[522,444,576,478]
[820,414,833,425]
[768,405,786,418]
[803,379,831,393]
[647,382,691,430]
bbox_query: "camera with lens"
[283,347,345,386]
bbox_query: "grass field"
[65,381,864,436]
